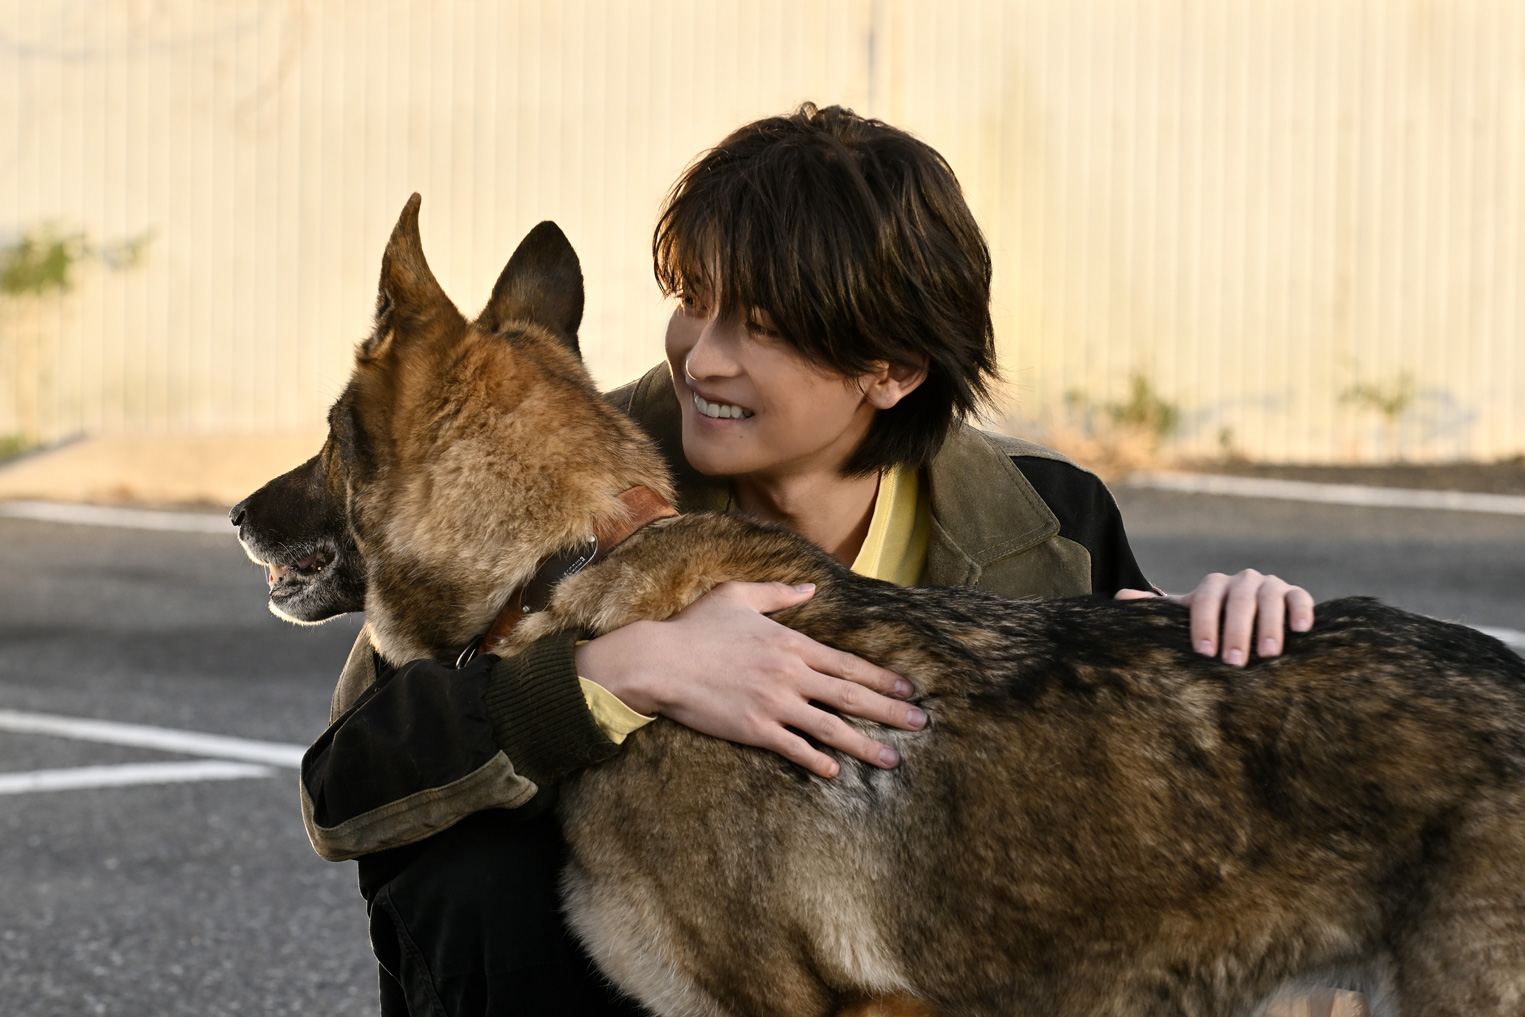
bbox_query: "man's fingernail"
[1225,648,1246,667]
[893,679,914,698]
[825,760,839,778]
[1197,639,1214,655]
[793,583,815,593]
[878,746,900,767]
[906,707,927,730]
[1292,617,1312,632]
[1260,637,1278,657]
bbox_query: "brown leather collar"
[454,485,677,667]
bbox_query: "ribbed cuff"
[482,630,620,788]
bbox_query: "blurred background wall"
[0,0,1520,463]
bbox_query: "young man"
[301,104,1312,1014]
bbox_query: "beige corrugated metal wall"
[2,0,1521,462]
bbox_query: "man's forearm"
[300,631,617,860]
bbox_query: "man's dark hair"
[653,102,998,475]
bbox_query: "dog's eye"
[332,407,354,449]
[328,401,378,480]
[326,393,360,454]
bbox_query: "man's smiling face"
[663,289,880,483]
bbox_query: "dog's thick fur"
[235,196,1525,1017]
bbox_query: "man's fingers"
[808,673,928,732]
[1253,578,1291,658]
[1288,586,1316,633]
[788,704,902,770]
[768,729,841,779]
[704,582,916,698]
[1113,587,1159,601]
[1184,569,1317,666]
[1217,570,1262,667]
[712,579,818,615]
[803,643,914,699]
[1258,581,1316,658]
[1187,572,1231,658]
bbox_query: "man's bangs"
[654,180,797,340]
[653,201,712,302]
[655,170,877,380]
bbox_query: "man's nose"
[684,318,741,380]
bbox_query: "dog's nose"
[229,499,247,528]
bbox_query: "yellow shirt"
[580,464,931,743]
[846,462,931,587]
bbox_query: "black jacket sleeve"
[299,631,618,861]
[1009,456,1152,596]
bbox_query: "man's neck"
[731,468,880,567]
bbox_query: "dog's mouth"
[253,543,336,600]
[235,529,365,625]
[265,550,326,590]
[255,539,365,625]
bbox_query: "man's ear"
[363,193,458,360]
[863,355,930,410]
[478,221,584,358]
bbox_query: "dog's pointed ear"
[478,221,584,358]
[363,193,455,359]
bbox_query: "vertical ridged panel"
[0,0,1519,462]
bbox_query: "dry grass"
[988,409,1185,484]
[0,433,327,509]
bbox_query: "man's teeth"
[693,394,754,419]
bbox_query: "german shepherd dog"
[233,195,1525,1017]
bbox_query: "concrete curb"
[0,499,229,534]
[1128,471,1525,517]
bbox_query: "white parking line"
[1127,472,1525,516]
[0,709,306,768]
[0,499,230,534]
[0,761,275,795]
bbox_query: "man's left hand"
[1115,570,1315,666]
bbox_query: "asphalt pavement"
[0,490,1521,1015]
[0,515,372,1017]
[1114,485,1525,630]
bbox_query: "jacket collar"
[922,424,1059,587]
[622,364,1059,586]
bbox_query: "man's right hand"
[573,580,926,779]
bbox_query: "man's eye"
[746,318,781,339]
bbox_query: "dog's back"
[553,531,1525,1016]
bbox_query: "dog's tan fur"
[335,201,674,664]
[246,197,1525,1017]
